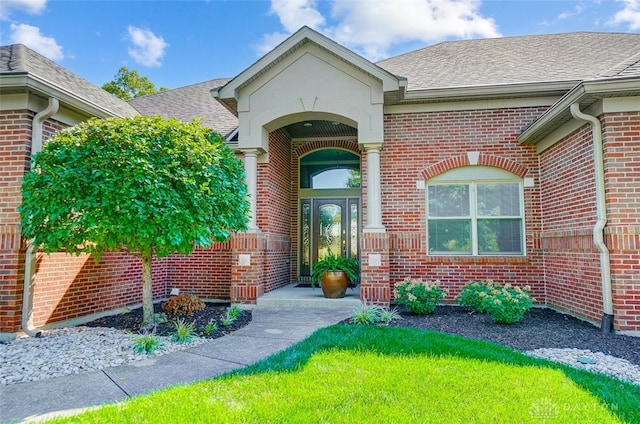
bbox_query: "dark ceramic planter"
[320,271,348,298]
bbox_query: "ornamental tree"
[20,115,249,325]
[102,67,168,100]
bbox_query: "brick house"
[1,27,639,339]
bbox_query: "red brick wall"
[539,111,640,331]
[32,252,167,327]
[167,243,232,300]
[259,130,293,291]
[539,123,603,323]
[603,111,640,331]
[382,108,546,303]
[0,110,32,332]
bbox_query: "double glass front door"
[299,198,359,277]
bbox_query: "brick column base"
[230,233,265,304]
[360,232,390,306]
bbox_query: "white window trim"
[426,167,525,257]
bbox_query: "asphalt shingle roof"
[0,44,138,117]
[376,32,640,90]
[128,79,238,138]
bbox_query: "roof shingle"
[376,32,640,90]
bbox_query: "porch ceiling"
[282,120,357,139]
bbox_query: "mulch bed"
[385,305,640,366]
[83,301,640,367]
[84,302,252,339]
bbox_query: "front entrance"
[298,147,361,280]
[299,198,360,278]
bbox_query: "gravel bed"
[0,326,207,386]
[1,302,252,387]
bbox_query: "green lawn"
[51,325,640,423]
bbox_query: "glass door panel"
[299,198,359,278]
[314,200,346,262]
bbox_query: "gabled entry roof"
[212,26,405,116]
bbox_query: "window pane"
[427,185,470,217]
[301,203,311,267]
[350,202,358,259]
[312,168,357,189]
[477,183,520,216]
[428,219,471,253]
[478,219,523,254]
[318,204,342,260]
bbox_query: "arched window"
[299,149,360,189]
[426,166,524,256]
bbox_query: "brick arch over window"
[420,153,528,180]
[295,139,360,158]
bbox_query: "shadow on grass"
[234,324,640,423]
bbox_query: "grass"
[49,325,640,423]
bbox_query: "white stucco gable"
[212,26,404,152]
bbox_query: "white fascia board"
[401,80,578,103]
[518,76,640,146]
[1,73,132,119]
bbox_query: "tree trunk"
[141,253,154,326]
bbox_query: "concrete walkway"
[0,303,354,423]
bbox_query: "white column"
[242,149,260,232]
[363,143,385,233]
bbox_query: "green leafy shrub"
[456,280,501,313]
[131,326,163,354]
[171,318,197,344]
[393,278,447,315]
[457,280,534,324]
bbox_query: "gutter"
[569,103,614,333]
[21,97,59,337]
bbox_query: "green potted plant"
[310,251,359,298]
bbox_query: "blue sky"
[1,0,639,90]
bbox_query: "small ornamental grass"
[457,280,534,324]
[171,318,197,344]
[221,305,241,327]
[350,303,402,325]
[394,278,447,314]
[130,326,163,354]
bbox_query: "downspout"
[22,97,59,337]
[569,103,614,333]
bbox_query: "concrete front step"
[256,284,361,310]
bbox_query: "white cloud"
[609,0,640,30]
[127,26,169,67]
[558,3,585,20]
[259,0,500,60]
[0,0,46,20]
[9,23,63,60]
[257,0,326,54]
